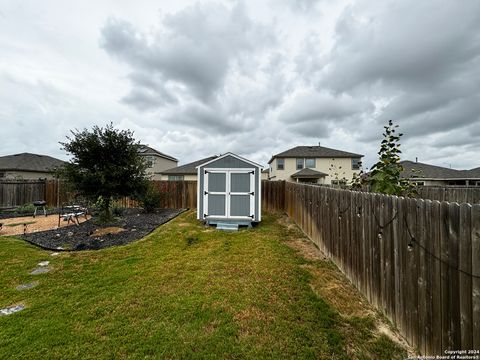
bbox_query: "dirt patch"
[91,227,125,237]
[305,264,373,318]
[21,208,185,251]
[0,214,90,236]
[285,237,327,261]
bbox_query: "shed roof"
[138,145,178,162]
[0,153,66,173]
[196,152,263,169]
[269,145,363,164]
[161,156,218,175]
[291,168,328,179]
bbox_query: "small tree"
[59,123,149,222]
[368,120,417,196]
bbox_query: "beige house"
[160,156,218,181]
[267,145,363,185]
[138,145,178,180]
[0,153,66,180]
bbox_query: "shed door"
[204,169,255,219]
[205,171,227,217]
[229,171,254,218]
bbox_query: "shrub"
[139,184,163,213]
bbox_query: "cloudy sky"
[1,0,479,169]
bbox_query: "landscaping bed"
[21,208,185,251]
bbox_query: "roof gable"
[138,145,178,162]
[269,145,363,164]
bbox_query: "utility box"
[196,152,262,226]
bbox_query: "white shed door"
[204,169,255,219]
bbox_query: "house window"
[296,158,304,170]
[0,172,5,178]
[277,158,284,170]
[305,158,315,168]
[352,158,361,170]
[145,156,155,168]
[168,175,184,181]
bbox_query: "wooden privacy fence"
[0,180,46,208]
[262,180,480,355]
[417,187,480,204]
[46,180,196,209]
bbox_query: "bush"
[15,204,36,215]
[139,185,163,213]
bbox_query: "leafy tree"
[59,123,149,221]
[368,120,417,196]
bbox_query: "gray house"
[400,160,480,186]
[196,153,262,228]
[0,153,66,180]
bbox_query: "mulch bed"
[21,208,185,251]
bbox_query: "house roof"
[268,145,363,164]
[0,153,66,173]
[138,145,178,162]
[400,160,480,180]
[161,156,218,175]
[291,168,328,179]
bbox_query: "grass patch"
[0,211,407,359]
[3,221,36,227]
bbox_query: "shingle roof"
[0,153,66,173]
[161,156,218,175]
[138,145,178,162]
[291,168,328,179]
[400,160,480,179]
[269,145,363,164]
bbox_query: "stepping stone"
[50,252,60,256]
[38,261,49,267]
[30,267,50,275]
[16,281,39,291]
[0,305,25,316]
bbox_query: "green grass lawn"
[0,211,407,359]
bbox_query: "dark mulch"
[21,208,185,251]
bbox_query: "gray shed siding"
[198,155,261,221]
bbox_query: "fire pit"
[33,200,47,218]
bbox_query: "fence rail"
[262,180,480,355]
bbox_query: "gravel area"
[21,208,185,251]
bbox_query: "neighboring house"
[160,156,218,181]
[261,169,269,181]
[138,145,178,180]
[400,160,480,186]
[0,153,66,180]
[268,145,364,185]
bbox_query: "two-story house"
[138,145,178,180]
[267,145,364,185]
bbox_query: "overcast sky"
[1,0,479,169]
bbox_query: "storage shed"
[196,153,262,227]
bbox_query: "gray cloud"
[2,0,480,171]
[100,2,274,106]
